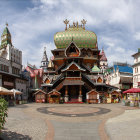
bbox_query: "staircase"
[65,99,83,104]
[55,82,64,91]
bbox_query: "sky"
[0,0,140,68]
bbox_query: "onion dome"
[54,23,97,49]
[92,65,100,72]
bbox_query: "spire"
[100,47,107,61]
[40,47,49,72]
[42,47,48,62]
[1,23,12,48]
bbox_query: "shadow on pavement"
[0,130,31,140]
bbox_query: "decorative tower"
[100,47,108,73]
[40,47,48,72]
[0,23,12,60]
[1,23,12,49]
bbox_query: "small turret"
[40,47,49,72]
[100,47,108,73]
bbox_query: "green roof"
[2,27,10,36]
[1,26,12,48]
[54,26,97,49]
[92,65,100,72]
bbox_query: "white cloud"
[0,0,140,68]
[134,32,140,40]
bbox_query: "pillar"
[78,85,82,102]
[64,85,69,102]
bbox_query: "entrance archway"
[68,85,79,101]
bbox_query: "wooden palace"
[40,19,117,103]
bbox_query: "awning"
[0,87,13,95]
[10,89,22,95]
[123,88,140,93]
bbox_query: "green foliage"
[0,97,8,131]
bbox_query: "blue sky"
[0,0,140,68]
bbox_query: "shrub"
[0,97,8,131]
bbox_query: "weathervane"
[81,19,87,29]
[63,19,69,30]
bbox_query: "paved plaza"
[0,103,140,140]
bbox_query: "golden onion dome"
[54,25,97,49]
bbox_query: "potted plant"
[0,98,8,132]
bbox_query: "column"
[64,85,69,102]
[78,85,82,102]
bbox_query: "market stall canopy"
[123,88,140,93]
[10,89,22,95]
[0,87,13,95]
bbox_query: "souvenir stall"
[47,90,60,104]
[86,90,99,104]
[34,89,47,103]
[111,91,120,103]
[123,88,140,107]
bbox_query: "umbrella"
[0,87,13,95]
[123,88,140,94]
[10,89,22,95]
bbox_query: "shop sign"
[4,81,14,87]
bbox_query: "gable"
[61,62,86,72]
[97,77,102,83]
[65,42,80,57]
[45,78,51,84]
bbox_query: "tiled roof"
[114,65,133,74]
[92,65,100,72]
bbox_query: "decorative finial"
[81,19,87,29]
[63,19,69,30]
[73,22,76,27]
[6,22,8,27]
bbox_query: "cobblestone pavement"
[0,103,139,140]
[0,104,48,140]
[51,120,101,140]
[105,109,140,140]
